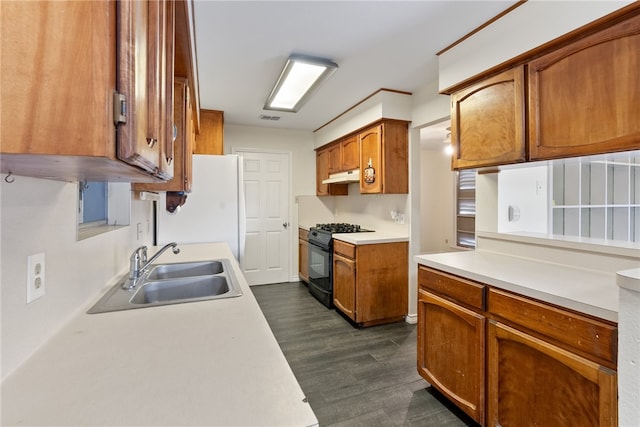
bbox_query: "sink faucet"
[122,243,180,290]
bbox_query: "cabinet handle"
[147,138,157,148]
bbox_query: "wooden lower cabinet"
[333,251,356,319]
[417,289,485,424]
[487,320,617,427]
[417,265,618,427]
[298,228,309,283]
[333,240,408,326]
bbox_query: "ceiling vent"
[259,114,280,121]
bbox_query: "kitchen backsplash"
[0,175,154,380]
[298,191,409,234]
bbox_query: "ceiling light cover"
[264,55,338,113]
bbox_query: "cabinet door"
[298,238,309,283]
[450,67,526,170]
[133,77,192,193]
[417,289,485,425]
[487,320,617,427]
[528,14,640,160]
[158,0,175,179]
[316,148,330,196]
[315,147,348,196]
[359,125,383,194]
[328,142,342,174]
[0,2,115,157]
[341,136,359,170]
[116,0,163,176]
[333,252,356,321]
[298,228,309,283]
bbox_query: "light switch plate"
[27,252,45,303]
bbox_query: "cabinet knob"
[147,138,157,148]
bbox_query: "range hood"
[322,169,360,184]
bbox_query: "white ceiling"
[193,0,517,138]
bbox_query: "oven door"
[307,240,333,308]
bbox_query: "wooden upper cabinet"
[134,77,193,193]
[450,67,526,170]
[116,0,170,178]
[316,148,330,196]
[341,135,359,171]
[326,136,358,175]
[360,125,383,193]
[315,146,348,196]
[327,142,342,174]
[528,13,640,160]
[195,109,224,155]
[359,120,408,194]
[0,0,171,182]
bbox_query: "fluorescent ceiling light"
[264,55,337,112]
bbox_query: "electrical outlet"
[27,253,45,303]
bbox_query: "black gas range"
[307,223,373,308]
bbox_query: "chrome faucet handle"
[139,246,148,264]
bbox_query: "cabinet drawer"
[418,266,485,311]
[488,288,617,367]
[298,228,309,241]
[333,240,355,259]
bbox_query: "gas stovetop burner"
[314,223,373,233]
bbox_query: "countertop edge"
[415,251,618,323]
[333,233,409,245]
[2,243,319,427]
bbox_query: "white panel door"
[239,150,290,285]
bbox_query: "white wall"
[334,191,409,235]
[497,166,548,234]
[1,176,154,380]
[438,0,634,91]
[420,148,456,253]
[224,124,316,281]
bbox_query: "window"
[77,181,131,240]
[79,182,107,225]
[456,169,476,248]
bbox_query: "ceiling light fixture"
[264,54,338,113]
[443,129,454,155]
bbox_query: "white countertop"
[333,231,409,245]
[2,243,318,427]
[415,250,619,323]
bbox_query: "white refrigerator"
[156,154,245,261]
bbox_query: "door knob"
[282,222,289,229]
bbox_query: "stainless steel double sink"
[88,259,243,314]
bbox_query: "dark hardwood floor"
[251,282,477,427]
